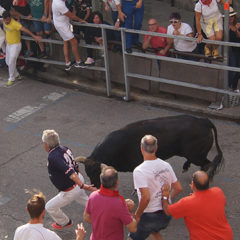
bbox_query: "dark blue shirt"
[47,145,79,191]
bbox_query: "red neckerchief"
[201,0,212,6]
[98,185,125,204]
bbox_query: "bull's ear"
[100,163,108,170]
[75,156,86,163]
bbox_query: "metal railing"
[19,16,240,107]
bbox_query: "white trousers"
[46,173,88,226]
[6,43,22,82]
[0,28,6,53]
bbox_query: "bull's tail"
[207,120,224,179]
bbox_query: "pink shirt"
[85,191,133,240]
[144,26,167,56]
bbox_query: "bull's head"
[75,156,107,188]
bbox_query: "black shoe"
[126,48,132,54]
[133,42,142,48]
[38,51,47,59]
[74,61,86,68]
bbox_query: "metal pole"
[223,0,230,107]
[102,27,111,97]
[121,29,130,101]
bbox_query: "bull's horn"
[100,163,108,170]
[75,156,87,163]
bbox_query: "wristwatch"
[162,196,168,200]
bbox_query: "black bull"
[76,115,223,188]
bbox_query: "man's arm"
[20,26,41,42]
[170,181,182,199]
[161,184,171,216]
[195,12,203,43]
[65,11,85,23]
[135,188,150,223]
[126,218,137,233]
[83,210,91,223]
[142,36,152,50]
[69,172,97,191]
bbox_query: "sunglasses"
[148,23,157,26]
[170,20,179,24]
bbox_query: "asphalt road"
[0,73,239,240]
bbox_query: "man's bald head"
[141,135,158,153]
[100,166,118,189]
[192,171,209,191]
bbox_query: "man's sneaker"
[52,220,73,230]
[212,48,220,59]
[65,61,73,71]
[24,50,34,58]
[74,61,86,68]
[204,46,211,57]
[7,80,15,86]
[84,57,95,65]
[15,74,22,80]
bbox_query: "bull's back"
[90,115,213,171]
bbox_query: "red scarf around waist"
[98,185,125,204]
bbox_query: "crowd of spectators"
[0,0,239,90]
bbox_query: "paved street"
[0,72,239,240]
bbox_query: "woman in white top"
[195,0,232,58]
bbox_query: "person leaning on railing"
[226,7,240,93]
[195,0,232,58]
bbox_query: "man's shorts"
[54,22,74,41]
[200,14,223,38]
[33,21,52,34]
[129,210,171,240]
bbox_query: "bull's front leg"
[182,160,191,173]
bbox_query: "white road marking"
[4,92,66,123]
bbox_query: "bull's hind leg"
[182,160,191,173]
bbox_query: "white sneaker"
[234,89,239,93]
[84,57,95,65]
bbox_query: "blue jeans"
[228,50,240,90]
[129,211,171,240]
[111,10,122,43]
[122,0,144,49]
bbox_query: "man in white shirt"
[13,190,86,240]
[167,12,198,60]
[52,0,86,70]
[129,135,182,240]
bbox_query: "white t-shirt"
[103,0,120,12]
[52,0,70,27]
[167,22,197,52]
[14,223,62,240]
[133,158,178,213]
[195,0,221,20]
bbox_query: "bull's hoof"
[182,169,188,173]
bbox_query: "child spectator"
[73,0,92,38]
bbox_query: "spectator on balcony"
[72,0,92,39]
[167,12,198,61]
[195,0,232,58]
[83,11,115,65]
[0,6,6,60]
[103,0,125,52]
[121,0,144,53]
[52,0,86,71]
[142,18,171,69]
[27,0,52,58]
[3,10,41,86]
[227,8,240,92]
[12,0,34,58]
